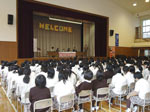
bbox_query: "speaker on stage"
[8,14,13,25]
[110,30,114,36]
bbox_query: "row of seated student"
[0,56,150,112]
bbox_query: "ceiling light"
[49,17,82,25]
[145,0,150,2]
[133,3,137,6]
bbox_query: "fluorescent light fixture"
[145,0,150,2]
[133,3,137,6]
[49,17,82,24]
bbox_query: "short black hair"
[84,70,93,81]
[96,70,104,81]
[47,68,55,79]
[114,67,121,74]
[129,66,135,74]
[123,66,129,74]
[134,72,143,79]
[35,75,46,88]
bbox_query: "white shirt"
[142,68,150,80]
[124,72,135,86]
[134,78,150,99]
[111,73,127,94]
[53,80,75,103]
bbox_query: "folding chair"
[128,82,135,93]
[78,90,92,112]
[107,78,112,84]
[110,84,128,112]
[34,98,53,112]
[93,87,110,112]
[134,92,150,112]
[55,94,74,112]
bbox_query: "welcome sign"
[39,23,72,33]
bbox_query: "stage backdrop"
[33,15,82,57]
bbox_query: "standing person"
[29,75,51,112]
[84,44,88,57]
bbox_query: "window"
[142,19,150,38]
[144,49,150,57]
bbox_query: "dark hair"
[123,66,129,74]
[47,68,55,79]
[106,64,113,71]
[23,68,31,84]
[84,70,93,81]
[114,67,121,74]
[96,70,104,81]
[35,75,46,88]
[129,66,135,74]
[134,72,143,79]
[18,67,24,76]
[58,71,67,84]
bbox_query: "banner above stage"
[39,22,72,33]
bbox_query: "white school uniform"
[124,72,135,86]
[111,73,127,94]
[134,78,150,99]
[53,80,75,103]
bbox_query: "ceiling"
[111,0,150,14]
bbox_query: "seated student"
[67,48,71,52]
[92,70,108,111]
[103,64,114,79]
[73,47,77,52]
[142,62,150,79]
[29,75,51,112]
[110,67,127,95]
[75,70,93,112]
[123,66,135,86]
[51,46,55,52]
[126,72,150,112]
[17,68,33,112]
[46,67,58,88]
[53,69,75,103]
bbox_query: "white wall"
[0,0,139,46]
[0,0,16,41]
[35,0,140,47]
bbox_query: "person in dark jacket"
[29,75,51,112]
[92,70,108,111]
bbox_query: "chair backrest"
[121,84,128,91]
[107,78,112,84]
[49,86,54,93]
[34,98,52,112]
[145,92,150,100]
[79,90,92,97]
[97,87,109,96]
[129,82,135,90]
[60,94,74,103]
[59,94,74,111]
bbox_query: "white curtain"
[83,23,95,56]
[33,15,82,57]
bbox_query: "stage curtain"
[83,23,95,56]
[33,15,81,57]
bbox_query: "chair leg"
[143,106,145,112]
[91,101,92,112]
[120,96,121,112]
[109,99,111,112]
[96,100,97,112]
